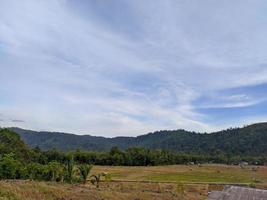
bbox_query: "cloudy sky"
[0,0,267,136]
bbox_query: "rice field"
[0,164,266,200]
[92,164,267,184]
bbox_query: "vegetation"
[0,153,25,179]
[0,164,267,200]
[0,129,92,183]
[0,179,212,200]
[69,147,267,166]
[92,165,267,184]
[65,155,74,183]
[78,164,93,183]
[11,122,267,156]
[0,128,266,182]
[90,173,109,188]
[0,128,267,170]
[0,128,30,161]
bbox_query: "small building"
[240,161,249,166]
[240,161,249,169]
[208,186,267,200]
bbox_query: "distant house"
[240,161,249,169]
[208,186,267,200]
[240,161,249,166]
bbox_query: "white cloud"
[0,0,267,136]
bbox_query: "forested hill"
[8,122,267,155]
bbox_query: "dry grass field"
[0,164,266,200]
[92,164,267,184]
[0,180,211,200]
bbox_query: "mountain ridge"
[4,122,267,155]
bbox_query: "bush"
[27,163,49,180]
[47,161,64,182]
[0,153,25,179]
[27,161,64,182]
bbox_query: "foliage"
[0,153,25,179]
[90,173,107,188]
[27,162,49,180]
[47,161,64,182]
[78,164,93,183]
[65,155,74,183]
[0,129,30,161]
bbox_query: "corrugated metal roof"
[208,186,267,200]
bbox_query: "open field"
[0,165,266,200]
[0,180,212,200]
[92,164,267,184]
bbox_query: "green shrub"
[78,164,93,183]
[0,153,25,179]
[90,172,108,188]
[27,163,49,180]
[47,161,64,182]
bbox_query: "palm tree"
[66,156,74,183]
[78,164,93,184]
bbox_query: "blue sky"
[0,0,267,136]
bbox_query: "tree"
[0,129,30,161]
[65,155,74,183]
[47,161,64,182]
[78,164,93,184]
[0,153,24,179]
[109,146,121,156]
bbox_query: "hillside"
[8,122,267,155]
[10,127,133,152]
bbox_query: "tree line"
[47,146,267,166]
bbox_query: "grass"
[92,164,267,184]
[0,180,209,200]
[0,164,266,200]
[146,172,246,183]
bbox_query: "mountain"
[9,127,133,152]
[8,122,267,155]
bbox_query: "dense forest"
[10,122,267,155]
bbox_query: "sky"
[0,0,267,136]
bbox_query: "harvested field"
[0,164,266,200]
[92,164,267,184]
[0,180,213,200]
